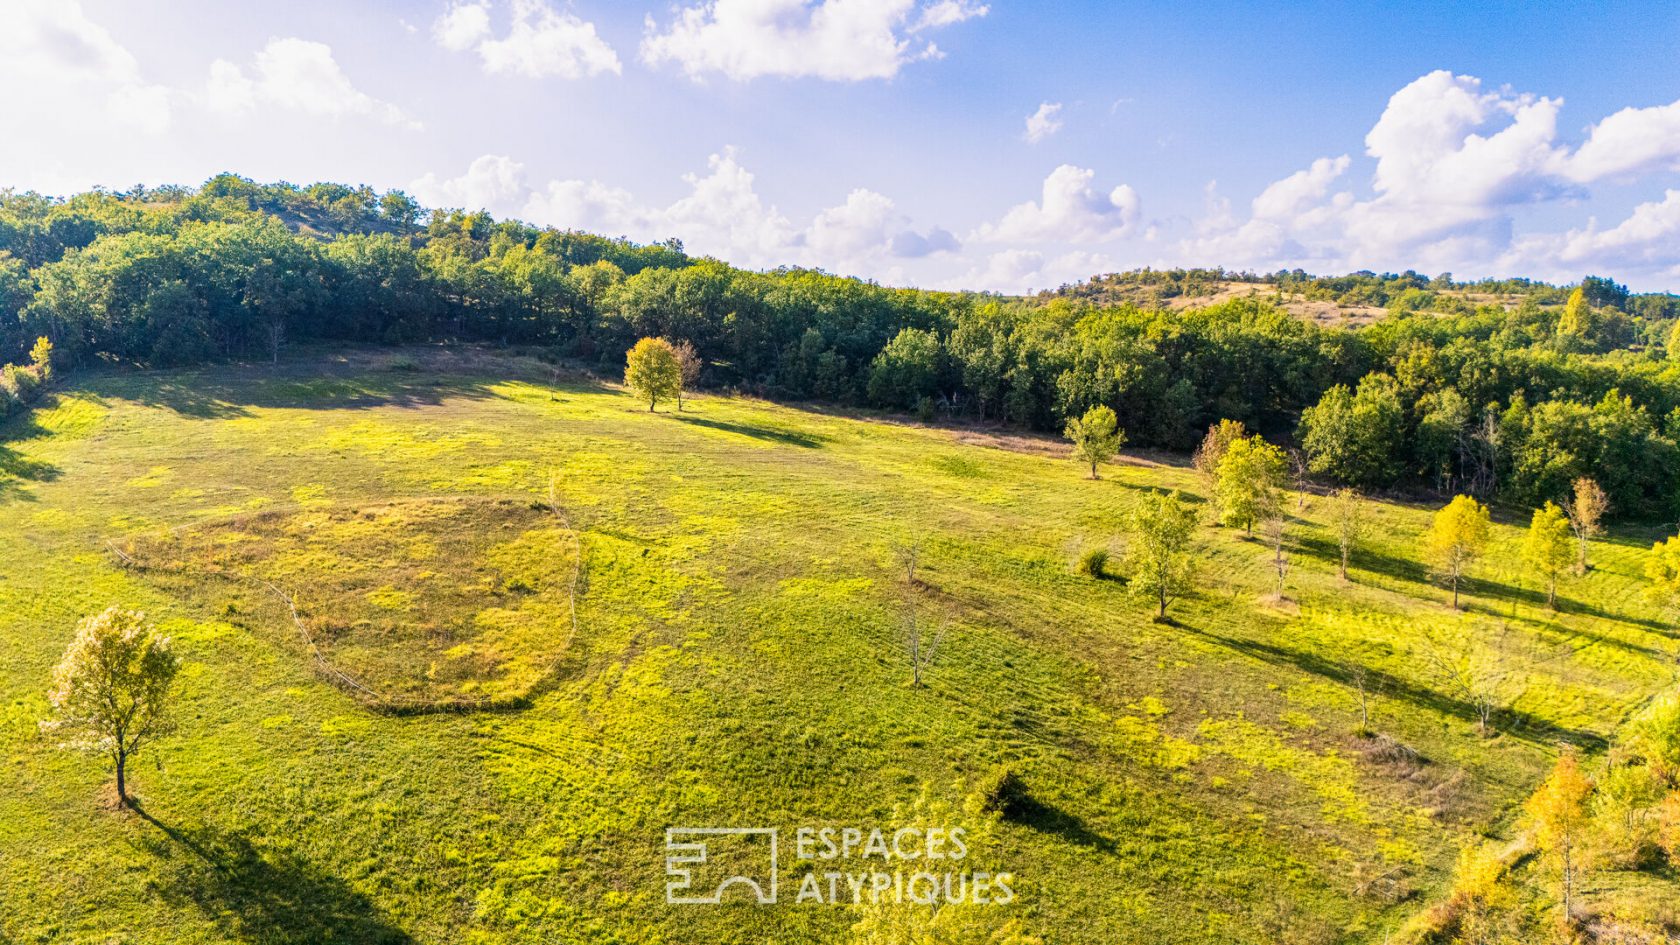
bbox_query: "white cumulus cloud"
[433,0,620,79]
[206,38,420,128]
[640,0,985,82]
[409,154,529,213]
[913,0,989,30]
[460,149,954,279]
[0,0,172,135]
[1177,70,1680,285]
[433,2,493,51]
[1563,99,1680,182]
[1023,102,1063,144]
[974,165,1141,243]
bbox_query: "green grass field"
[1,348,1674,944]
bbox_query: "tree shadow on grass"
[1175,622,1609,751]
[1294,533,1430,585]
[133,806,413,945]
[1007,794,1118,856]
[113,375,507,419]
[671,414,829,448]
[0,444,58,502]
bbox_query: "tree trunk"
[1562,840,1573,919]
[115,747,128,807]
[1451,574,1460,610]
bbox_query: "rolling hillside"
[0,348,1674,944]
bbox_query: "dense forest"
[4,175,1680,518]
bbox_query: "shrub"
[1075,547,1109,578]
[969,765,1029,817]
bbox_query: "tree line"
[4,176,1680,518]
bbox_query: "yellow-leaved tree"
[1426,495,1491,610]
[1521,502,1574,610]
[623,337,682,412]
[1646,535,1680,632]
[1525,750,1594,921]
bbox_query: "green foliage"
[4,181,1680,517]
[867,327,947,410]
[1521,502,1574,608]
[1632,693,1680,786]
[1063,404,1124,479]
[28,335,52,380]
[1646,535,1680,623]
[1124,490,1197,618]
[1299,373,1405,486]
[969,765,1029,817]
[1192,418,1246,493]
[1328,487,1365,580]
[45,606,180,805]
[623,336,681,411]
[6,352,1680,941]
[1074,546,1109,577]
[1213,434,1286,534]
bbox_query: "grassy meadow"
[0,348,1674,944]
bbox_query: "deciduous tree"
[1525,750,1594,921]
[1522,502,1574,609]
[672,338,701,411]
[1427,495,1491,609]
[1192,419,1245,501]
[1647,535,1680,629]
[623,336,681,411]
[45,607,180,808]
[1299,373,1405,486]
[1564,477,1607,574]
[1328,487,1365,581]
[1214,435,1286,535]
[1063,404,1124,479]
[1124,490,1197,620]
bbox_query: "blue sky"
[5,0,1680,292]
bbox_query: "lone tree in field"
[902,593,951,689]
[45,607,180,808]
[1647,535,1680,628]
[1526,750,1594,922]
[1422,620,1522,736]
[1263,511,1290,601]
[624,337,682,411]
[1565,477,1608,574]
[1063,405,1124,480]
[1523,502,1574,610]
[672,339,702,411]
[1192,419,1246,500]
[1213,434,1287,535]
[1328,487,1366,581]
[1426,495,1491,610]
[1124,490,1197,621]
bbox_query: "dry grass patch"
[117,496,579,711]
